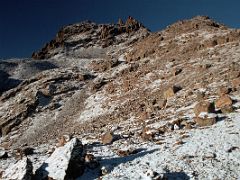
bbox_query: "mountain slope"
[0,16,240,179]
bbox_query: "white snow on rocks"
[95,112,240,180]
[35,138,84,180]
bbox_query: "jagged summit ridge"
[32,16,149,60]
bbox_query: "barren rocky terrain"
[0,16,240,179]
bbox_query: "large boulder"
[35,138,85,180]
[2,157,33,180]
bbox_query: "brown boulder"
[215,95,233,109]
[194,101,215,116]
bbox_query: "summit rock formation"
[0,16,240,179]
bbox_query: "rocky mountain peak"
[32,16,149,60]
[164,15,226,35]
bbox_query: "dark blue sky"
[1,0,240,59]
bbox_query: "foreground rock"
[2,157,33,180]
[35,138,85,180]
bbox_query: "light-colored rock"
[35,138,85,180]
[2,157,33,180]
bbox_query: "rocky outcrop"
[35,138,85,180]
[125,16,240,62]
[32,17,149,60]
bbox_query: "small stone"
[174,140,184,146]
[116,149,131,157]
[101,166,111,175]
[101,132,114,145]
[215,95,233,109]
[145,169,167,180]
[116,148,139,157]
[2,157,33,180]
[173,124,180,130]
[194,101,215,116]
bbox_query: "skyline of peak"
[1,0,240,59]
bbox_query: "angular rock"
[194,101,215,116]
[2,157,33,180]
[215,95,233,109]
[101,132,114,145]
[35,138,85,180]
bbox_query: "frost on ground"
[81,112,240,180]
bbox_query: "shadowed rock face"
[0,70,21,95]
